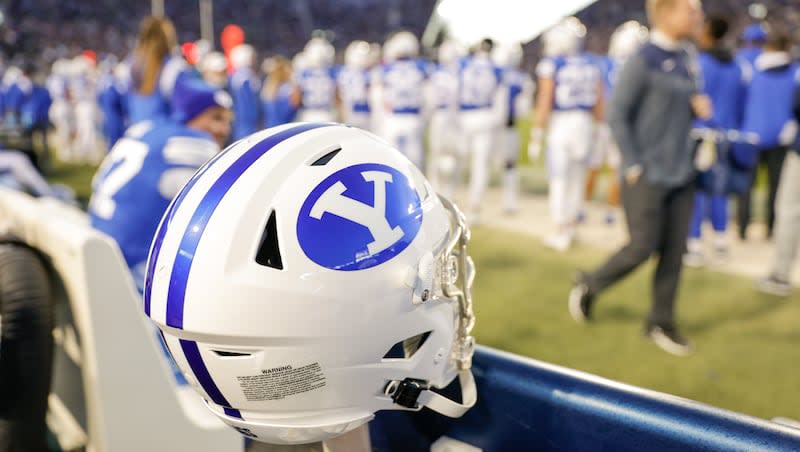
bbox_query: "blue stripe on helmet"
[144,139,241,317]
[165,123,332,329]
[179,339,234,407]
[224,407,243,419]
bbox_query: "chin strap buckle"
[385,378,428,409]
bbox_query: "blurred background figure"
[570,0,707,356]
[585,20,648,226]
[737,22,766,66]
[71,53,103,164]
[756,82,800,297]
[373,31,430,170]
[97,56,128,152]
[128,16,188,124]
[684,15,749,267]
[261,55,299,128]
[493,41,533,214]
[47,59,74,163]
[198,51,228,88]
[337,40,372,130]
[426,39,463,192]
[229,43,261,140]
[454,38,505,224]
[89,78,233,292]
[530,17,603,251]
[296,36,337,122]
[737,31,799,241]
[220,23,245,74]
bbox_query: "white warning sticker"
[236,362,326,401]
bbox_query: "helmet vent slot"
[255,210,284,269]
[310,146,342,166]
[382,331,431,360]
[213,350,251,357]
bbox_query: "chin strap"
[386,370,477,418]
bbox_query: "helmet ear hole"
[382,331,431,360]
[255,210,283,269]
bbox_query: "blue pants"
[689,192,727,238]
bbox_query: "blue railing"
[372,345,800,451]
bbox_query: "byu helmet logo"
[297,163,423,271]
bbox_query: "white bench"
[0,188,242,452]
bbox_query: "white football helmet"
[386,31,419,60]
[144,123,477,445]
[492,42,524,68]
[304,37,335,69]
[609,21,649,60]
[543,17,586,57]
[344,40,371,69]
[230,44,255,70]
[437,40,465,66]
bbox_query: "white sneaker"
[544,233,571,252]
[683,250,705,267]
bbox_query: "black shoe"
[755,275,792,297]
[569,272,593,323]
[644,324,694,356]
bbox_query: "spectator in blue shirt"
[736,31,799,240]
[737,23,766,67]
[262,56,299,128]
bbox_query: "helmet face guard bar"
[437,195,476,371]
[384,195,477,418]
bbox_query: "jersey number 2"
[90,138,148,220]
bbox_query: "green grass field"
[45,149,796,422]
[468,226,800,421]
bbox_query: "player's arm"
[593,78,605,122]
[607,53,648,183]
[158,137,220,199]
[528,63,554,161]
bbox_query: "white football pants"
[546,110,595,228]
[383,113,424,170]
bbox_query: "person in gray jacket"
[568,0,710,356]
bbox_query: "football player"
[427,40,464,192]
[372,31,432,170]
[454,38,507,223]
[47,59,75,162]
[337,40,373,131]
[89,78,233,293]
[529,17,604,251]
[296,37,338,123]
[229,44,262,140]
[493,42,534,214]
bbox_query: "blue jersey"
[5,77,32,117]
[263,82,298,128]
[380,58,431,114]
[501,68,532,125]
[536,54,601,111]
[89,120,218,287]
[98,73,127,148]
[230,67,261,140]
[429,64,459,110]
[297,67,337,111]
[337,66,371,114]
[737,46,761,67]
[741,58,799,148]
[457,54,503,111]
[127,56,188,123]
[20,85,51,129]
[695,49,748,130]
